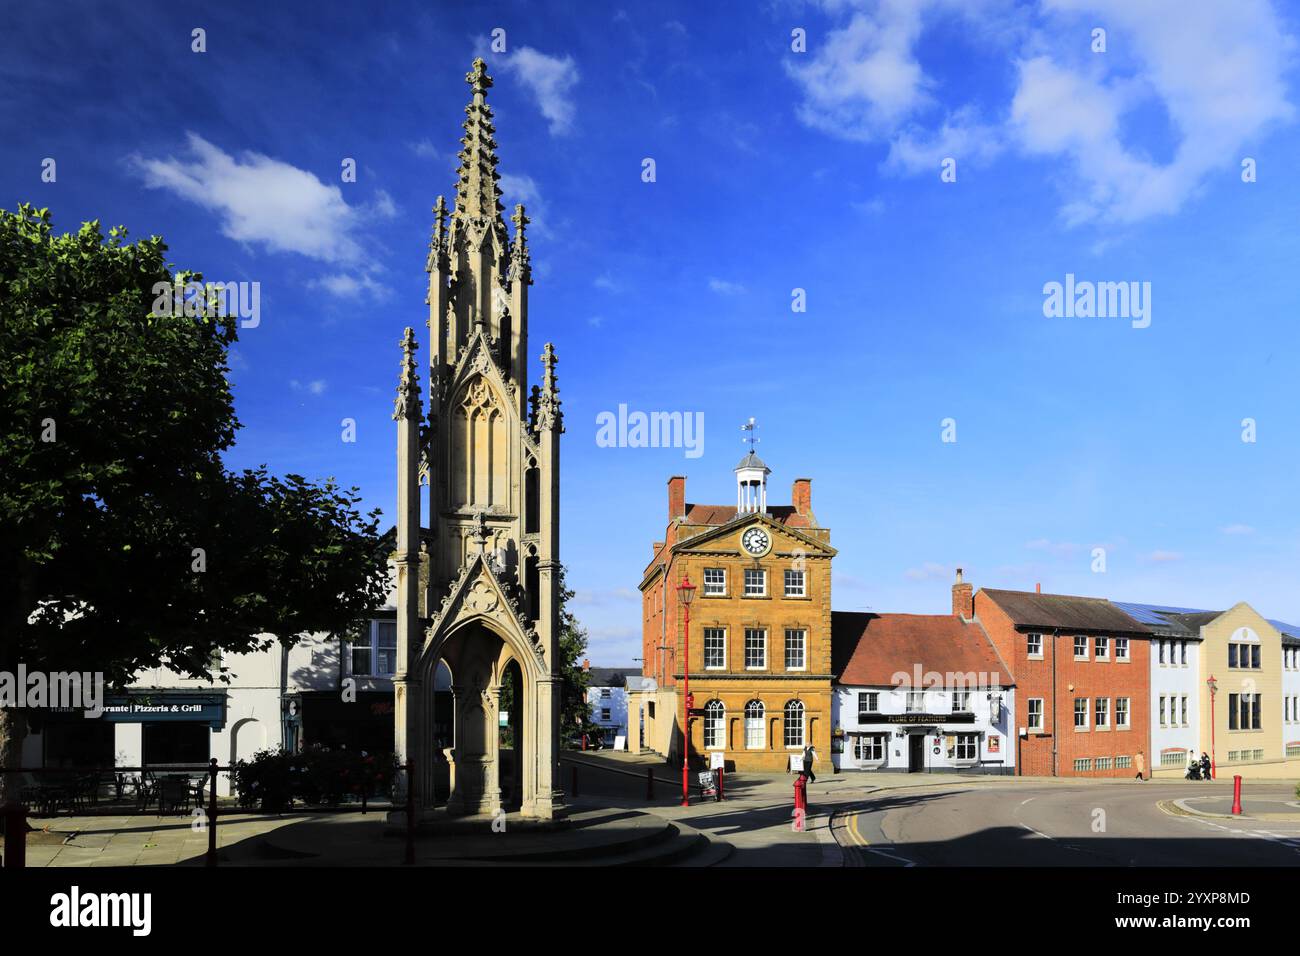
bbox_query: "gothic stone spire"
[426,195,449,273]
[454,57,503,223]
[393,326,421,420]
[533,342,563,433]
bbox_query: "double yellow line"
[843,809,868,847]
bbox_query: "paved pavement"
[10,750,1296,867]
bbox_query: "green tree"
[0,205,388,803]
[495,567,592,747]
[556,569,594,746]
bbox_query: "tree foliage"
[0,205,388,788]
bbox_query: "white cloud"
[594,273,622,292]
[1012,0,1293,224]
[1221,523,1256,536]
[788,0,1295,225]
[408,139,440,160]
[370,189,397,219]
[499,172,551,239]
[787,1,934,142]
[290,379,328,396]
[887,104,1003,173]
[1147,550,1183,563]
[499,47,580,135]
[310,273,391,300]
[130,133,367,263]
[708,277,745,295]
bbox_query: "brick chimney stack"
[952,568,974,620]
[792,478,812,517]
[668,476,686,521]
[1036,582,1042,594]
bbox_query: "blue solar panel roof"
[1267,619,1300,641]
[1111,601,1208,626]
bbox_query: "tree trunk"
[0,706,28,811]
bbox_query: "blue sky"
[5,0,1300,664]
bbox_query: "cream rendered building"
[1120,601,1300,778]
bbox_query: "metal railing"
[0,759,420,868]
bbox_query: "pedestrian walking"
[802,744,817,784]
[1134,749,1145,780]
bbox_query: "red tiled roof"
[683,504,812,528]
[832,612,1011,687]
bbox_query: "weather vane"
[741,416,760,451]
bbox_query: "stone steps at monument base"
[249,805,737,865]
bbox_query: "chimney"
[1035,582,1042,594]
[952,568,974,620]
[792,478,812,517]
[668,476,686,522]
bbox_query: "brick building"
[972,582,1153,777]
[635,452,835,772]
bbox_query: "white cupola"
[735,450,770,516]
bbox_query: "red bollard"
[571,764,578,797]
[3,803,27,868]
[646,767,654,800]
[1231,774,1242,815]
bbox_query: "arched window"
[703,699,725,749]
[783,699,805,748]
[744,700,765,750]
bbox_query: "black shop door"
[908,733,924,773]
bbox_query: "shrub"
[233,748,296,812]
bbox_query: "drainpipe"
[1051,628,1060,777]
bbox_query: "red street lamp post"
[677,574,697,807]
[1206,675,1218,780]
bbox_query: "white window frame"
[1074,697,1089,730]
[783,568,806,598]
[1116,697,1130,728]
[1094,635,1109,660]
[1115,637,1129,661]
[1026,632,1043,658]
[1028,698,1044,732]
[1073,635,1089,660]
[744,700,765,749]
[857,691,878,720]
[703,699,725,749]
[702,567,726,596]
[783,700,805,748]
[954,734,978,761]
[744,628,767,670]
[906,689,924,713]
[743,568,767,597]
[703,627,726,670]
[1095,696,1109,729]
[784,628,806,671]
[854,734,885,763]
[952,690,971,713]
[351,619,397,677]
[1159,695,1167,726]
